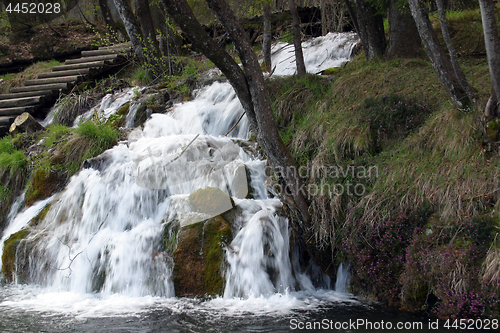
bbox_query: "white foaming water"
[335,263,351,294]
[0,34,358,318]
[0,193,54,276]
[271,32,360,76]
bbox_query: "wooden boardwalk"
[0,42,132,135]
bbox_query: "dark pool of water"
[0,285,494,332]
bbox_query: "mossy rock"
[2,228,29,283]
[26,168,63,206]
[189,187,234,216]
[29,204,51,227]
[320,68,339,75]
[116,103,130,116]
[173,215,232,297]
[486,118,500,143]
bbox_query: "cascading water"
[0,33,429,332]
[271,32,360,76]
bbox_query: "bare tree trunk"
[99,0,125,38]
[479,0,500,117]
[289,0,307,76]
[321,0,327,36]
[113,0,144,61]
[135,0,162,66]
[343,0,360,35]
[161,0,310,223]
[408,0,470,108]
[436,0,476,103]
[263,3,272,72]
[386,1,421,59]
[354,0,386,60]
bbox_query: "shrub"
[401,216,499,319]
[342,209,429,305]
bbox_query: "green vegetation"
[21,120,121,206]
[0,136,26,174]
[1,228,29,283]
[267,8,500,318]
[0,60,62,91]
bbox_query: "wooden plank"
[98,42,132,50]
[0,90,55,100]
[65,54,118,65]
[0,96,43,108]
[0,106,35,116]
[82,48,132,57]
[10,83,69,93]
[24,76,81,86]
[52,61,105,71]
[0,116,14,126]
[38,68,90,78]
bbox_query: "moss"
[204,216,232,295]
[29,204,51,227]
[25,168,61,206]
[116,103,130,117]
[173,215,232,297]
[486,118,500,143]
[2,228,29,283]
[320,68,339,75]
[25,168,62,207]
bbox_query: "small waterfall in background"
[335,263,351,294]
[271,32,360,75]
[0,33,361,321]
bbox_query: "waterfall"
[0,33,360,316]
[271,32,360,76]
[335,263,351,294]
[1,80,299,298]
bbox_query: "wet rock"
[173,215,232,297]
[1,228,29,283]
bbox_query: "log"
[81,48,132,57]
[10,83,69,93]
[0,90,55,100]
[9,112,45,135]
[0,106,35,116]
[24,76,81,86]
[0,96,43,108]
[64,54,118,65]
[38,68,91,78]
[52,61,105,71]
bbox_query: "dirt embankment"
[0,21,111,74]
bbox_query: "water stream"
[0,33,456,332]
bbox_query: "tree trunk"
[112,0,144,61]
[99,0,123,36]
[479,0,500,117]
[436,0,476,103]
[354,0,386,60]
[161,0,310,224]
[408,0,470,108]
[135,0,161,63]
[262,3,272,72]
[9,113,45,136]
[321,0,327,36]
[289,0,306,76]
[343,0,360,35]
[386,1,421,59]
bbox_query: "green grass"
[0,59,62,91]
[43,124,72,148]
[0,137,26,174]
